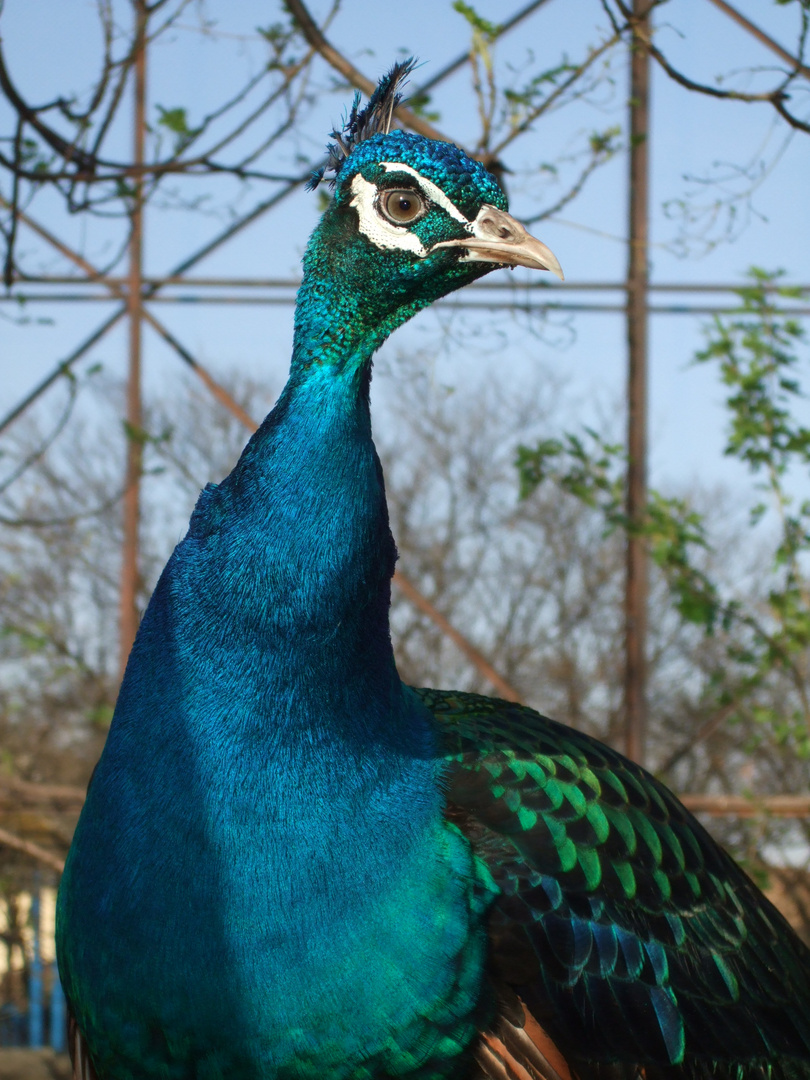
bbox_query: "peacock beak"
[430,204,564,280]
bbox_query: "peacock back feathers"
[418,687,810,1078]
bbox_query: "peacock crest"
[307,58,417,191]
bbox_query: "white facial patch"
[350,174,428,256]
[349,162,474,256]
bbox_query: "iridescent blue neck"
[190,370,396,682]
[116,218,420,748]
[289,272,390,385]
[287,207,435,382]
[135,254,402,746]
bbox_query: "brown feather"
[475,995,576,1080]
[68,1013,97,1080]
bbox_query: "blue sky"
[1,0,809,506]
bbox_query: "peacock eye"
[378,188,426,226]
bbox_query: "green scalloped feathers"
[415,688,810,1079]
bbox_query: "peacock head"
[302,61,563,342]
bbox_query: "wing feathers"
[476,997,574,1080]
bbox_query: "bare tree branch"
[0,371,78,497]
[0,5,313,198]
[0,826,65,873]
[489,32,622,160]
[0,777,87,806]
[610,0,810,136]
[415,0,556,94]
[59,0,115,125]
[283,0,454,147]
[523,133,619,225]
[772,91,810,136]
[656,699,738,775]
[2,115,21,287]
[0,43,98,172]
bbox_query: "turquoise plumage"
[57,62,810,1080]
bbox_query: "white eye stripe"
[349,174,428,256]
[348,163,475,256]
[379,162,472,228]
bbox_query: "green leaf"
[452,0,499,41]
[155,105,201,152]
[156,106,192,136]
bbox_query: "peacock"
[57,61,810,1080]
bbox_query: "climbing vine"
[517,270,810,760]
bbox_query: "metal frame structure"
[1,0,809,825]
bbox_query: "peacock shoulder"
[414,686,810,1077]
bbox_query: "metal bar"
[9,275,809,294]
[704,0,810,80]
[0,312,122,437]
[679,794,810,818]
[49,966,66,1052]
[7,200,260,432]
[0,179,312,439]
[624,0,652,766]
[392,573,524,703]
[3,787,807,825]
[142,316,258,430]
[5,293,810,315]
[8,274,810,292]
[120,1,147,680]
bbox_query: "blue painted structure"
[29,889,43,1048]
[0,889,66,1051]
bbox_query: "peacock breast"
[58,708,496,1079]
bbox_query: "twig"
[0,826,65,873]
[0,490,125,528]
[283,0,453,147]
[2,114,21,286]
[611,0,810,136]
[0,44,97,173]
[0,151,303,186]
[0,777,87,805]
[523,142,616,225]
[416,0,555,95]
[0,372,78,497]
[489,32,621,160]
[656,700,738,775]
[0,14,312,189]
